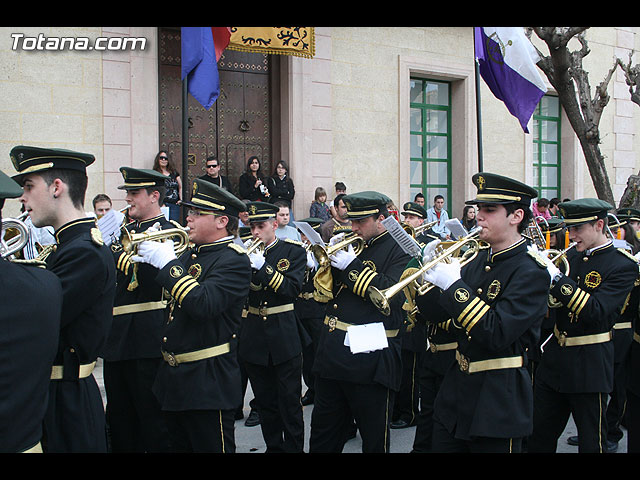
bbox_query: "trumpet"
[401,220,437,239]
[368,229,482,316]
[1,211,29,259]
[311,233,365,268]
[244,237,265,255]
[524,216,550,250]
[120,225,191,256]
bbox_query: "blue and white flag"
[474,27,547,133]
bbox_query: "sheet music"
[294,221,324,245]
[97,208,125,246]
[381,215,422,259]
[445,218,467,240]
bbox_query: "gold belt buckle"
[165,352,178,367]
[327,315,337,332]
[430,343,438,353]
[557,331,568,347]
[259,306,268,317]
[458,353,470,373]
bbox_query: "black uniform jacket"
[103,214,173,361]
[415,238,550,440]
[537,242,639,393]
[46,218,116,376]
[152,237,251,411]
[627,284,640,397]
[0,260,61,452]
[312,230,411,391]
[421,321,458,377]
[239,238,308,366]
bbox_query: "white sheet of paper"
[344,322,388,354]
[97,208,125,246]
[161,206,170,220]
[294,221,323,245]
[445,218,467,240]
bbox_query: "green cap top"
[342,191,391,220]
[616,207,640,222]
[296,217,324,230]
[466,172,538,206]
[246,201,279,222]
[11,145,95,185]
[181,178,246,217]
[118,167,168,190]
[0,169,23,199]
[558,198,613,226]
[402,201,428,219]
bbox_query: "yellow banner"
[227,27,315,58]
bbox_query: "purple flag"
[181,27,221,110]
[474,27,547,133]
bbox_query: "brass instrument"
[401,220,437,238]
[368,229,482,316]
[244,237,265,255]
[120,225,191,256]
[524,216,550,249]
[1,211,29,259]
[311,233,365,268]
[545,241,578,308]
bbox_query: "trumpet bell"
[1,212,29,259]
[121,226,191,256]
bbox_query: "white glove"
[634,251,640,261]
[146,222,162,234]
[422,258,461,291]
[131,239,176,269]
[421,239,441,264]
[529,244,561,286]
[330,243,356,270]
[306,250,318,270]
[249,250,265,270]
[329,232,346,246]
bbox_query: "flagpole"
[474,58,484,173]
[181,77,189,222]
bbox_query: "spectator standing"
[532,197,552,220]
[152,151,182,222]
[238,156,269,202]
[267,161,295,212]
[461,205,477,232]
[309,187,331,222]
[329,182,347,219]
[198,156,230,191]
[426,194,450,239]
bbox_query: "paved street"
[94,358,627,453]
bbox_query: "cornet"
[368,229,482,316]
[120,225,191,256]
[244,237,265,255]
[1,211,29,259]
[401,220,437,239]
[311,233,365,268]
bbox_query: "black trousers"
[309,376,394,453]
[606,358,629,443]
[411,364,444,452]
[163,409,236,453]
[431,417,523,453]
[104,358,170,453]
[529,378,608,453]
[626,389,640,453]
[244,354,304,453]
[393,349,421,425]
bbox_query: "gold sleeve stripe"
[270,272,284,292]
[359,271,377,298]
[567,288,587,311]
[177,281,199,304]
[573,291,591,316]
[354,268,376,297]
[464,303,490,333]
[457,297,480,326]
[459,298,486,329]
[171,276,195,298]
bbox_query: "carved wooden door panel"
[158,27,276,201]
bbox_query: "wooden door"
[157,27,279,201]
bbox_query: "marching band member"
[132,179,251,452]
[102,167,174,452]
[12,145,116,452]
[239,201,308,453]
[414,173,549,453]
[309,191,410,453]
[529,199,639,453]
[0,169,62,453]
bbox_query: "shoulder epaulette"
[228,243,246,254]
[617,247,639,264]
[284,238,304,247]
[527,249,548,269]
[9,258,47,268]
[90,227,104,246]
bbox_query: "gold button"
[192,254,197,259]
[163,337,167,342]
[476,288,483,295]
[485,266,491,272]
[262,317,268,321]
[333,304,338,310]
[70,348,75,353]
[583,257,589,262]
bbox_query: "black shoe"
[390,419,413,429]
[301,390,315,406]
[244,410,260,427]
[606,440,618,453]
[567,435,579,446]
